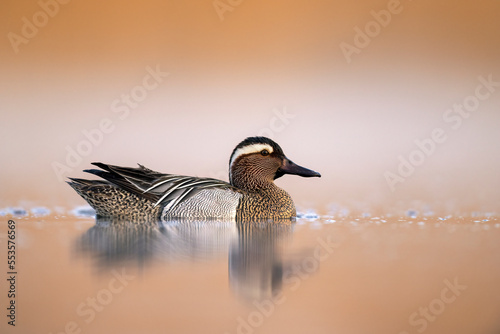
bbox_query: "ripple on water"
[297,211,320,220]
[30,207,51,217]
[71,205,96,217]
[2,207,28,217]
[0,203,497,225]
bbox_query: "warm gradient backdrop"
[1,0,500,214]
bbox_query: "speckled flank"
[162,188,242,220]
[68,182,161,220]
[237,185,296,221]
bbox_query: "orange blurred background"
[1,0,499,214]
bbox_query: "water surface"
[1,212,500,334]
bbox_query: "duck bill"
[275,158,321,179]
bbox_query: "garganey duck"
[68,136,321,221]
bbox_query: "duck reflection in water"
[229,221,293,301]
[76,217,293,301]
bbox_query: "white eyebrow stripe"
[229,143,274,168]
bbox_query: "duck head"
[229,136,321,191]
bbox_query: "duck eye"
[260,149,270,156]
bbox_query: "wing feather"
[85,162,235,211]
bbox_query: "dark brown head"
[229,137,321,191]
